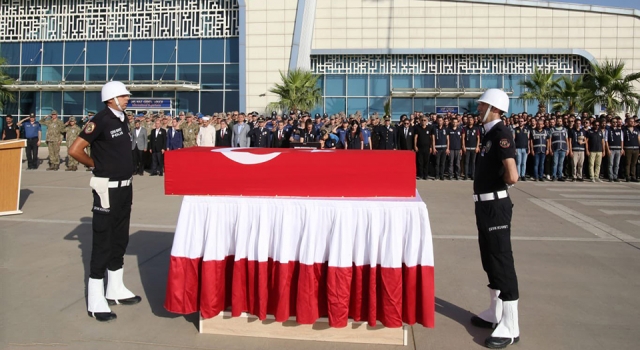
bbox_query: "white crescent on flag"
[211,147,281,165]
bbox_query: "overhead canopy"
[5,80,200,92]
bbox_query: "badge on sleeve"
[84,122,96,134]
[499,138,510,148]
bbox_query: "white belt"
[108,177,132,188]
[473,190,508,202]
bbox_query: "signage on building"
[436,106,459,114]
[127,99,172,109]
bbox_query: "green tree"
[0,57,16,110]
[552,76,587,115]
[518,66,561,115]
[267,69,322,114]
[583,59,640,115]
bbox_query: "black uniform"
[473,120,518,302]
[377,125,396,150]
[464,125,480,179]
[248,126,270,147]
[414,124,432,179]
[78,107,134,279]
[433,126,448,179]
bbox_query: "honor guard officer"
[68,81,142,323]
[376,116,397,150]
[471,89,520,349]
[248,117,270,147]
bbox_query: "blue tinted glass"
[86,66,107,81]
[459,98,479,114]
[85,92,101,114]
[155,39,177,64]
[22,42,43,65]
[178,65,199,82]
[460,74,480,88]
[505,74,525,96]
[347,75,367,96]
[43,42,63,64]
[369,97,386,115]
[154,64,175,80]
[64,41,85,65]
[4,67,19,79]
[22,67,40,81]
[438,75,457,88]
[42,66,62,81]
[201,64,223,89]
[436,98,458,109]
[201,39,224,63]
[225,64,239,89]
[347,97,367,116]
[392,98,412,119]
[225,91,239,112]
[0,43,21,65]
[326,75,345,96]
[525,99,539,114]
[108,65,129,81]
[482,74,503,89]
[131,65,153,80]
[315,75,324,94]
[310,103,323,117]
[177,92,199,113]
[63,92,84,116]
[392,75,412,89]
[369,75,389,96]
[178,39,200,63]
[415,75,435,89]
[415,98,436,113]
[108,41,130,65]
[153,91,175,98]
[64,66,84,81]
[325,97,346,115]
[133,91,153,98]
[200,91,223,114]
[19,91,39,115]
[41,92,62,116]
[131,40,153,64]
[226,38,239,63]
[86,41,107,64]
[509,98,525,115]
[3,98,18,114]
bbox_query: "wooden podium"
[0,139,27,216]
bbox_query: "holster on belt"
[90,177,110,209]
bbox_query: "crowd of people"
[3,109,640,182]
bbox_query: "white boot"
[491,300,520,341]
[478,288,503,324]
[87,278,112,315]
[105,268,137,304]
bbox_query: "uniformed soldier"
[470,89,520,349]
[40,110,65,170]
[64,117,82,171]
[431,115,449,180]
[180,113,199,148]
[248,117,270,147]
[68,81,141,323]
[376,116,396,150]
[126,111,135,131]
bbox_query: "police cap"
[315,113,321,119]
[383,116,391,121]
[257,117,265,122]
[271,111,277,117]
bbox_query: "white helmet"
[478,89,509,113]
[101,81,131,102]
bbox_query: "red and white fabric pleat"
[164,193,435,328]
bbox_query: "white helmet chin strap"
[482,104,492,123]
[112,97,125,112]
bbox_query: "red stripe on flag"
[164,256,435,328]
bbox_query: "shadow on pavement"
[435,297,489,346]
[63,219,198,329]
[19,189,33,209]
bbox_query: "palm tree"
[267,69,322,114]
[552,76,587,115]
[0,57,16,110]
[518,66,561,114]
[582,60,640,115]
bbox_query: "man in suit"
[232,112,250,147]
[216,120,232,147]
[271,120,289,148]
[149,120,167,176]
[397,116,414,151]
[166,119,183,151]
[131,120,147,176]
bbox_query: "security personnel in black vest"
[463,118,481,180]
[606,117,623,182]
[68,81,141,323]
[623,118,640,182]
[431,116,449,180]
[376,116,396,150]
[248,117,270,147]
[448,118,463,180]
[470,89,520,349]
[413,116,432,180]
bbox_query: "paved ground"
[1,149,640,350]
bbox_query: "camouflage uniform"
[40,113,65,169]
[64,118,82,170]
[182,121,199,148]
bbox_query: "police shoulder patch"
[499,138,510,148]
[84,122,96,134]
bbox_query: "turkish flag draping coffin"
[164,148,416,197]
